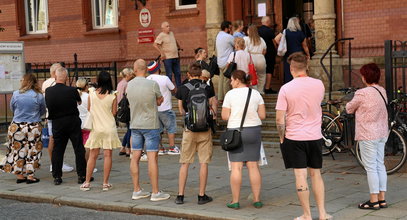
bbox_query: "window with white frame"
[92,0,118,29]
[25,0,48,34]
[175,0,197,10]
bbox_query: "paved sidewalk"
[1,144,407,220]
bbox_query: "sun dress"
[84,88,121,150]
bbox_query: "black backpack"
[208,55,220,76]
[184,82,210,132]
[116,93,130,123]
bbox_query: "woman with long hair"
[0,73,46,184]
[80,71,121,191]
[222,70,266,209]
[275,17,310,83]
[244,25,267,94]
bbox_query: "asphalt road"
[0,198,179,220]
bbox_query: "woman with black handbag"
[221,70,266,209]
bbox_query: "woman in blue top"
[275,17,310,83]
[0,73,46,184]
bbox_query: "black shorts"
[280,138,323,169]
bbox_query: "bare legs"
[178,163,209,196]
[293,168,328,220]
[85,148,112,184]
[130,150,160,194]
[229,161,262,203]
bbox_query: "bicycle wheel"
[355,128,407,175]
[321,112,343,155]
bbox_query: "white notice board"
[0,42,25,91]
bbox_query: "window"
[92,0,118,29]
[25,0,48,34]
[175,0,197,10]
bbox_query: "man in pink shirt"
[276,52,331,220]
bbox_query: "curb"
[0,190,241,220]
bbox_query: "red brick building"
[0,0,406,87]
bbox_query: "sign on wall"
[0,42,25,91]
[139,8,151,27]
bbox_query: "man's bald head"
[261,16,271,26]
[50,63,62,78]
[55,67,68,84]
[161,21,170,33]
[133,59,147,77]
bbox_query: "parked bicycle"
[321,88,407,174]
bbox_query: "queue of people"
[0,18,389,220]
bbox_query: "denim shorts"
[158,110,177,134]
[131,129,160,152]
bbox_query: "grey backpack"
[184,82,210,132]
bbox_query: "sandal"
[358,200,380,210]
[26,177,40,184]
[80,182,91,191]
[16,177,27,184]
[102,183,113,191]
[319,214,333,220]
[379,200,388,208]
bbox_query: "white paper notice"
[0,65,5,79]
[258,3,266,17]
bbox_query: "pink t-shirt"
[275,77,325,141]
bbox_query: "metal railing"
[320,37,354,103]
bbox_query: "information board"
[0,42,25,92]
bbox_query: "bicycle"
[321,88,407,174]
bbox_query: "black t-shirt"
[196,60,212,77]
[45,83,81,120]
[258,25,276,54]
[175,79,215,112]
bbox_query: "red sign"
[138,28,154,36]
[138,36,155,44]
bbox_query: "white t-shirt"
[78,92,89,129]
[147,74,175,112]
[223,87,264,128]
[227,50,250,74]
[42,78,56,94]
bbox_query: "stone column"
[206,0,223,56]
[313,0,336,56]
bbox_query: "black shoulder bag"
[220,88,252,151]
[371,86,390,121]
[223,52,237,79]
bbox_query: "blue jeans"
[359,137,388,194]
[163,58,181,87]
[122,123,131,148]
[131,129,160,152]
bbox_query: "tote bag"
[277,29,287,57]
[248,53,258,86]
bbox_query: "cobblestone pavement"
[1,143,407,220]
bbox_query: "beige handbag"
[83,112,93,131]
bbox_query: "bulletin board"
[0,41,25,92]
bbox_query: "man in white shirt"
[42,63,74,173]
[146,60,179,155]
[216,21,234,101]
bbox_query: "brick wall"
[0,0,207,67]
[343,0,407,58]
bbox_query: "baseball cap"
[147,61,160,74]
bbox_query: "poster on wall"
[0,42,25,91]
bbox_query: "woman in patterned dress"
[1,73,46,184]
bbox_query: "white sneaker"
[140,153,148,162]
[132,189,151,200]
[158,148,168,155]
[93,168,98,173]
[62,163,74,172]
[150,191,170,201]
[167,146,180,155]
[50,165,52,172]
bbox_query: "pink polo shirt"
[276,77,325,141]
